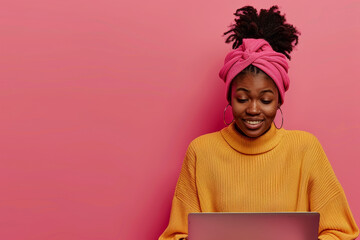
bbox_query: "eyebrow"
[236,88,274,95]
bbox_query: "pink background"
[1,0,359,239]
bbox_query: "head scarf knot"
[219,38,290,104]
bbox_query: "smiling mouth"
[243,120,264,129]
[245,120,263,124]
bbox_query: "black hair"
[223,5,301,104]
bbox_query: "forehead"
[232,72,278,93]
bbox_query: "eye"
[261,100,272,104]
[237,98,248,103]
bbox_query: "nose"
[246,100,260,115]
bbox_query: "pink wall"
[1,0,359,239]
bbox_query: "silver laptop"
[188,212,320,240]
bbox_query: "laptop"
[188,212,320,240]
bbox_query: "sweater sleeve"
[158,141,201,240]
[306,135,359,240]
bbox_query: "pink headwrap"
[218,38,290,104]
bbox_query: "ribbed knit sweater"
[159,122,359,240]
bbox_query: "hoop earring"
[223,103,234,126]
[274,107,284,129]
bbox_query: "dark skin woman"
[159,5,359,240]
[230,71,279,138]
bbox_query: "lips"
[243,119,264,130]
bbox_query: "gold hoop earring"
[274,107,284,129]
[223,103,234,126]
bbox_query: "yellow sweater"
[159,122,359,240]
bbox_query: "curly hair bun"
[223,5,301,60]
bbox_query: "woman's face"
[230,72,280,138]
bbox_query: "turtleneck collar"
[220,121,285,155]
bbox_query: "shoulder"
[186,130,223,152]
[281,128,322,147]
[281,128,328,168]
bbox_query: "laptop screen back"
[188,212,319,240]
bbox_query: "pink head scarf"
[218,38,290,105]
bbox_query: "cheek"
[263,105,278,118]
[231,104,245,117]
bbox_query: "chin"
[236,121,272,138]
[244,131,264,138]
[235,123,262,138]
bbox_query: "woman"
[159,5,359,240]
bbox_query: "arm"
[306,136,359,240]
[159,142,201,240]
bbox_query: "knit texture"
[159,122,359,240]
